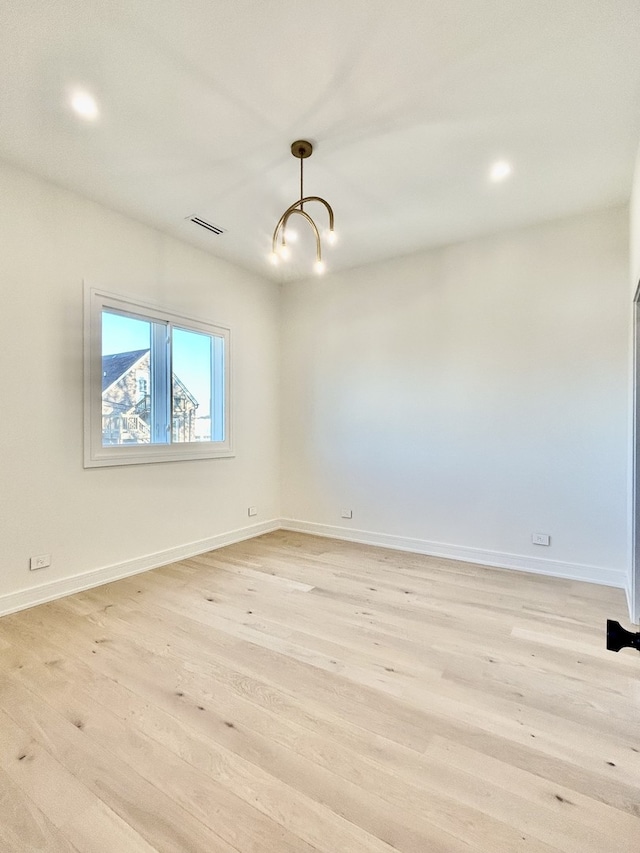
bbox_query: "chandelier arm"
[280,208,322,261]
[300,196,334,231]
[272,197,334,251]
[272,200,302,248]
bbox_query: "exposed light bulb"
[314,260,326,275]
[269,251,280,265]
[285,228,298,243]
[70,90,99,120]
[326,229,337,246]
[489,160,512,183]
[279,244,291,261]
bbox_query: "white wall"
[281,207,630,588]
[0,159,281,612]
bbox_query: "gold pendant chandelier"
[270,140,335,275]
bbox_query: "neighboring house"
[102,349,199,444]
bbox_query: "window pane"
[102,312,152,446]
[172,327,212,443]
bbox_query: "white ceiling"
[1,0,639,282]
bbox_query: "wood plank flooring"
[0,530,638,852]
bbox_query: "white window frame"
[84,284,233,467]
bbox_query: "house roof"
[102,350,199,408]
[102,349,148,391]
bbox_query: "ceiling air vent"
[187,215,226,236]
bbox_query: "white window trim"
[84,283,233,467]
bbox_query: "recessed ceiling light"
[489,160,512,183]
[70,90,99,120]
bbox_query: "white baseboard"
[280,518,628,590]
[0,520,280,618]
[0,517,629,620]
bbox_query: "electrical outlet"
[248,506,257,517]
[341,509,353,519]
[532,533,550,546]
[30,554,51,571]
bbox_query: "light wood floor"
[0,531,639,852]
